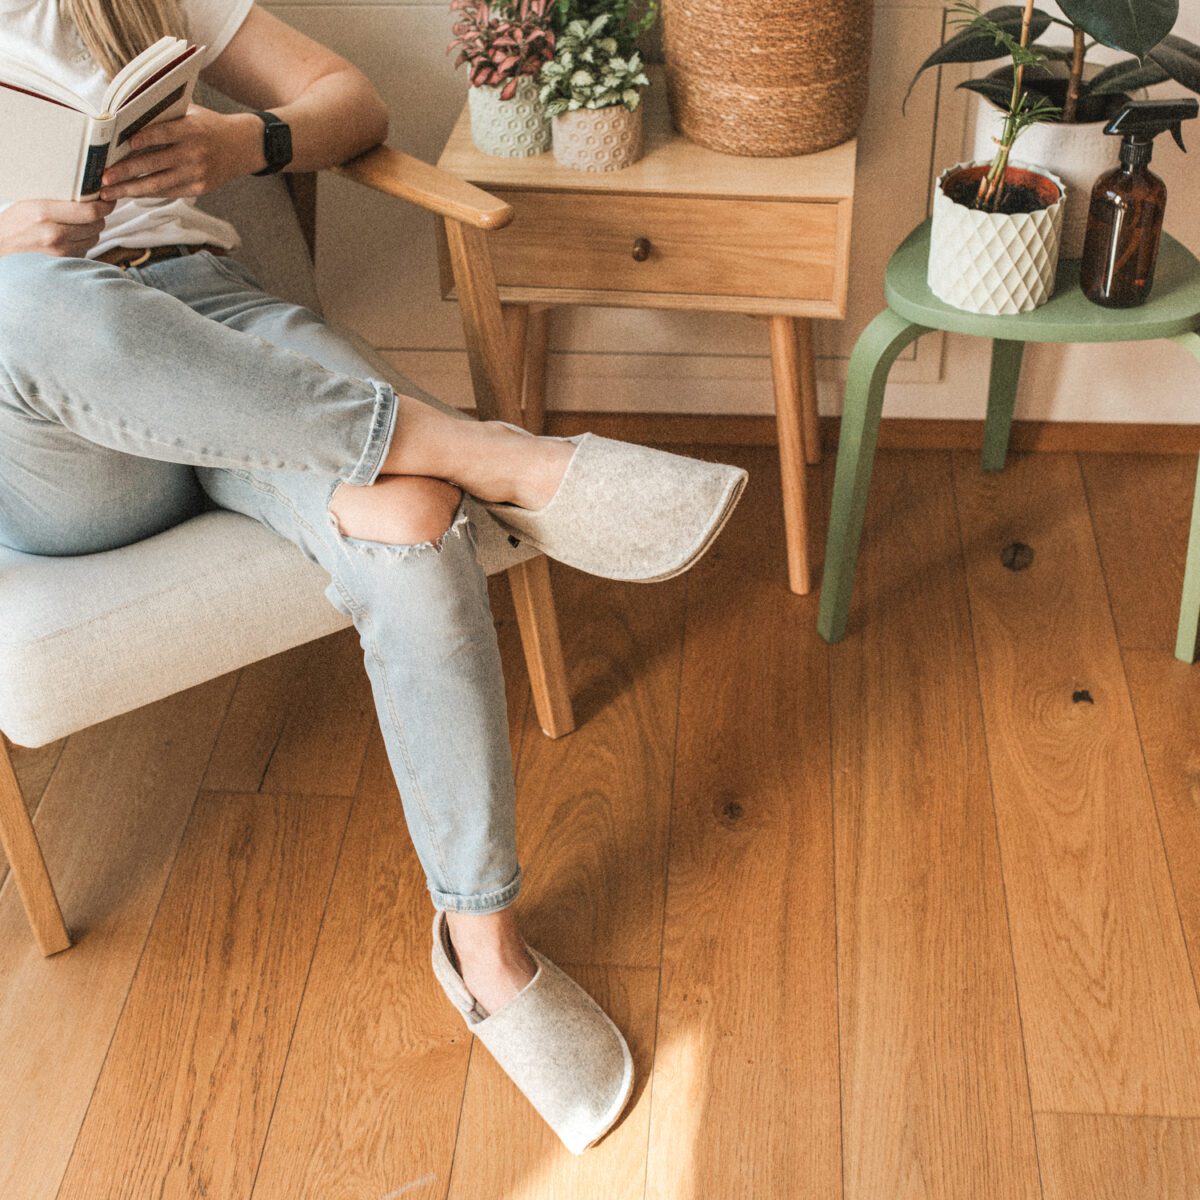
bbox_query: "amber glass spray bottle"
[1080,98,1198,308]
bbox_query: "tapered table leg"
[817,310,929,643]
[796,317,822,465]
[769,315,814,594]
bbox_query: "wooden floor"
[4,444,1200,1199]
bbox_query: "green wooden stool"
[817,219,1200,661]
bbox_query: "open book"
[0,36,204,202]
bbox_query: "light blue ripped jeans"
[0,250,522,914]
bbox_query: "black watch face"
[265,121,292,170]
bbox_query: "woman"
[0,0,746,1154]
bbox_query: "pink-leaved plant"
[449,0,557,99]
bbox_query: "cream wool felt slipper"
[483,422,748,583]
[431,910,635,1155]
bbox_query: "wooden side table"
[434,71,858,594]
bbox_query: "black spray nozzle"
[1105,98,1199,155]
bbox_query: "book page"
[0,49,91,112]
[0,85,87,199]
[102,37,185,115]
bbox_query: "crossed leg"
[0,249,556,1009]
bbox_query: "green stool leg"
[982,339,1026,472]
[1171,331,1200,662]
[818,309,928,643]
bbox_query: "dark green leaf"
[1085,56,1170,95]
[1055,0,1178,59]
[1147,33,1200,94]
[904,6,1054,110]
[956,76,1017,107]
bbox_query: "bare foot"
[382,400,575,510]
[445,908,538,1016]
[474,422,575,511]
[455,941,538,1016]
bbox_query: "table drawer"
[485,191,844,304]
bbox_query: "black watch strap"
[251,109,293,176]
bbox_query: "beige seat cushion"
[0,498,535,749]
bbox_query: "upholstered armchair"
[0,91,575,958]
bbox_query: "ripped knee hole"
[330,476,464,548]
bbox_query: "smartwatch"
[251,110,293,176]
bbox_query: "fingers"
[101,167,201,200]
[35,199,115,224]
[101,142,206,200]
[101,147,178,188]
[35,220,108,255]
[124,113,188,154]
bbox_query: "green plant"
[448,0,557,98]
[947,1,1061,209]
[537,13,650,115]
[551,0,657,43]
[909,2,1200,124]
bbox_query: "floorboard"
[831,450,1040,1200]
[56,787,351,1200]
[1082,452,1200,1042]
[645,445,841,1200]
[953,452,1200,1116]
[1079,453,1194,654]
[0,679,234,1200]
[1036,1113,1200,1199]
[251,736,474,1200]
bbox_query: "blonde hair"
[62,0,186,79]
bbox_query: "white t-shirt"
[0,0,254,256]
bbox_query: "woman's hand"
[98,105,264,201]
[0,199,115,257]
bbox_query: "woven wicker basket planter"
[661,0,873,157]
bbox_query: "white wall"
[265,0,1200,424]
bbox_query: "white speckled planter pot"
[467,77,550,158]
[928,160,1066,316]
[551,105,644,172]
[973,98,1117,259]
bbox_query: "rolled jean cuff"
[430,865,523,914]
[344,379,398,486]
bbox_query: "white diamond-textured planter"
[467,78,550,158]
[973,98,1117,259]
[551,105,645,172]
[928,161,1066,316]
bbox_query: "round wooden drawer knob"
[631,237,652,262]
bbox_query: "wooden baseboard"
[524,412,1200,455]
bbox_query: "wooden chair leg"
[522,307,550,435]
[508,557,575,737]
[445,219,576,736]
[502,304,550,435]
[769,314,815,595]
[0,737,71,955]
[503,303,529,398]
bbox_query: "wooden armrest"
[328,145,513,231]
